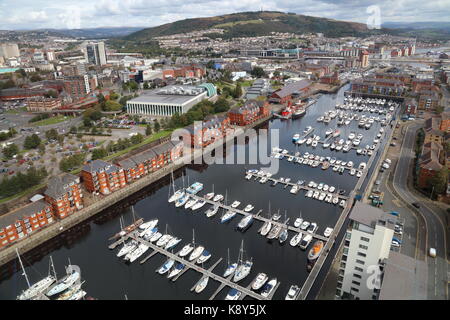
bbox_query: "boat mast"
[16,249,31,289]
[49,256,57,280]
[192,228,195,245]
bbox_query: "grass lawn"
[103,130,172,161]
[239,80,254,87]
[0,183,45,204]
[31,115,73,127]
[5,107,27,114]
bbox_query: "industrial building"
[126,83,216,116]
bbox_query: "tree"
[145,124,153,136]
[97,93,106,104]
[429,167,448,196]
[92,148,107,160]
[29,73,42,82]
[234,82,243,99]
[103,100,122,111]
[45,129,59,141]
[251,66,266,78]
[206,60,215,69]
[24,134,41,149]
[143,81,150,90]
[2,144,19,159]
[154,119,160,133]
[213,97,230,113]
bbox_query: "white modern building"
[126,83,216,117]
[336,202,396,300]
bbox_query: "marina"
[0,83,399,300]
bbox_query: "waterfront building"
[228,99,269,126]
[350,77,406,97]
[81,160,127,195]
[44,174,83,219]
[0,200,54,248]
[269,79,312,104]
[116,158,141,184]
[336,202,396,300]
[126,83,216,116]
[182,115,231,148]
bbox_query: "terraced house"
[44,174,83,219]
[183,115,231,148]
[228,99,269,126]
[0,200,54,248]
[81,160,127,195]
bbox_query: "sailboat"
[260,203,272,236]
[178,229,196,257]
[168,171,184,203]
[117,239,139,258]
[194,276,209,293]
[16,250,57,300]
[233,240,253,283]
[108,207,143,241]
[205,204,220,218]
[204,184,215,200]
[294,211,303,228]
[223,248,237,278]
[46,262,80,297]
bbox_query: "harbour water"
[0,84,392,300]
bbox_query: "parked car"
[412,202,420,208]
[429,248,436,258]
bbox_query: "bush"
[2,144,19,159]
[0,167,48,199]
[29,113,50,123]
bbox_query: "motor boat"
[230,201,241,208]
[294,217,303,228]
[117,240,138,258]
[308,241,324,261]
[233,260,253,283]
[299,234,313,250]
[213,194,224,202]
[225,288,241,300]
[223,262,238,278]
[186,182,203,195]
[149,232,162,243]
[178,243,195,257]
[243,204,254,212]
[251,273,268,291]
[285,285,300,300]
[290,232,303,246]
[261,279,277,298]
[324,227,333,237]
[279,228,288,244]
[307,222,318,233]
[204,192,215,200]
[267,224,282,240]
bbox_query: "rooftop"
[0,200,50,228]
[349,201,396,230]
[379,251,428,300]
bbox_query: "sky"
[0,0,449,30]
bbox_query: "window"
[357,252,367,257]
[353,273,362,279]
[359,244,368,250]
[351,287,359,293]
[356,259,365,265]
[360,236,370,242]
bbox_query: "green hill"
[124,11,385,41]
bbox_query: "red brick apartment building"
[26,97,62,112]
[228,100,269,126]
[418,142,445,189]
[81,160,126,195]
[182,115,231,148]
[0,200,54,248]
[116,141,184,183]
[162,65,206,80]
[44,174,83,219]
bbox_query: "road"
[392,121,448,299]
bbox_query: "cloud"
[0,0,449,30]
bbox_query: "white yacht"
[289,232,303,246]
[191,199,206,211]
[127,243,149,263]
[168,190,184,203]
[324,227,333,237]
[230,201,241,208]
[117,240,139,258]
[184,198,198,209]
[225,288,241,300]
[189,246,205,262]
[178,243,195,257]
[285,285,300,300]
[205,205,220,218]
[139,219,158,231]
[149,232,162,243]
[243,204,254,212]
[299,234,313,250]
[251,273,268,291]
[213,194,224,202]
